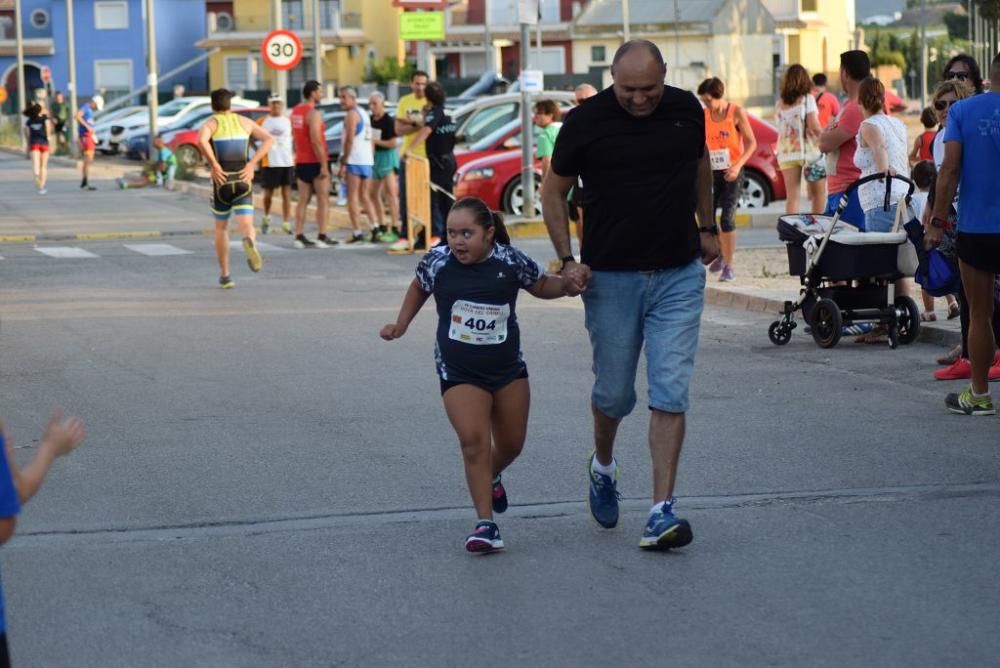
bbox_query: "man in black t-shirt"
[541,40,720,552]
[408,81,457,241]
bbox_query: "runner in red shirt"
[812,73,841,129]
[290,80,336,248]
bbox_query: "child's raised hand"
[380,323,406,341]
[40,411,85,458]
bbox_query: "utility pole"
[14,0,27,151]
[622,0,630,42]
[673,0,680,82]
[272,0,287,102]
[313,0,323,86]
[519,21,534,217]
[920,0,927,106]
[66,0,80,157]
[146,0,159,138]
[483,0,493,73]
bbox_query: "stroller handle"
[843,172,916,212]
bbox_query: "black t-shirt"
[424,105,457,183]
[25,115,49,146]
[371,112,396,152]
[416,244,542,386]
[551,86,705,271]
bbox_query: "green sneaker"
[261,215,271,235]
[243,237,263,273]
[380,229,400,244]
[219,275,235,289]
[281,221,293,235]
[945,386,995,416]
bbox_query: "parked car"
[97,95,256,155]
[164,108,270,169]
[452,91,575,148]
[741,113,785,208]
[454,150,542,217]
[455,117,542,168]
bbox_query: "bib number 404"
[465,318,497,332]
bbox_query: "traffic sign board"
[261,30,303,71]
[41,66,51,84]
[399,11,445,40]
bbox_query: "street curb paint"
[77,231,163,240]
[0,235,36,242]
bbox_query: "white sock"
[972,387,991,399]
[591,454,616,476]
[650,501,667,515]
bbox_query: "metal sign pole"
[272,0,288,102]
[66,0,80,157]
[519,21,534,217]
[14,0,27,151]
[313,0,323,85]
[146,0,159,138]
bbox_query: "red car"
[164,107,270,171]
[455,112,786,215]
[455,118,527,169]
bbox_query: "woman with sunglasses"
[941,54,985,94]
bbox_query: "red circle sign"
[261,30,303,71]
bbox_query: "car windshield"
[157,99,192,116]
[325,121,345,140]
[463,102,520,144]
[468,118,533,151]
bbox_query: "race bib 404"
[449,300,510,345]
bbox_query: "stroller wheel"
[769,321,792,346]
[811,298,843,349]
[894,295,921,345]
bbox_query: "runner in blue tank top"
[381,197,583,553]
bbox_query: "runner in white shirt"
[259,95,295,234]
[337,87,380,244]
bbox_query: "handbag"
[800,100,822,165]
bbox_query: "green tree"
[367,57,414,85]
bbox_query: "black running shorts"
[261,166,294,190]
[957,232,1000,274]
[296,163,323,184]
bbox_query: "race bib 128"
[449,300,510,345]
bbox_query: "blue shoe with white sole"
[639,498,693,550]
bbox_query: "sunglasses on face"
[944,71,970,81]
[934,99,954,111]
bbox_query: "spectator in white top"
[338,86,380,244]
[853,77,910,233]
[258,94,294,235]
[775,65,823,214]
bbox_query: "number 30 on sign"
[261,30,303,71]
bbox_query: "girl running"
[23,103,52,195]
[381,197,580,554]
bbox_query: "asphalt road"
[1,154,998,667]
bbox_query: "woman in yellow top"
[197,89,273,289]
[697,77,757,282]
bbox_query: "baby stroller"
[768,173,921,349]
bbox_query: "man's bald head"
[575,83,598,104]
[610,40,667,118]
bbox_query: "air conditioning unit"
[216,12,234,32]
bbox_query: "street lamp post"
[272,0,288,102]
[920,0,927,106]
[622,0,630,42]
[146,0,159,138]
[519,21,534,218]
[14,0,27,151]
[313,0,323,86]
[66,0,80,157]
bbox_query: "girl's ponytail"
[490,210,511,245]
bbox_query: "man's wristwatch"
[699,225,720,235]
[560,255,576,270]
[929,216,953,230]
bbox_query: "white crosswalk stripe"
[123,243,193,257]
[34,246,99,259]
[228,240,288,253]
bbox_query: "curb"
[705,286,960,346]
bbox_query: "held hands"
[561,262,592,295]
[39,410,85,458]
[924,223,944,250]
[700,231,722,265]
[380,323,407,341]
[723,166,740,182]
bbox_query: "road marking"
[123,243,193,257]
[33,246,99,259]
[78,231,161,240]
[228,240,287,253]
[0,235,36,242]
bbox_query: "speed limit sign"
[261,29,303,71]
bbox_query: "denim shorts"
[864,206,898,233]
[581,258,706,417]
[824,190,865,230]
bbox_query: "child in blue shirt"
[0,412,85,666]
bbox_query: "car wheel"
[175,144,202,171]
[739,170,771,208]
[501,175,541,217]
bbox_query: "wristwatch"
[699,225,720,235]
[929,216,953,230]
[560,255,576,270]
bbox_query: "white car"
[96,96,256,154]
[451,91,576,149]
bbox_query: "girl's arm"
[909,135,922,164]
[3,412,85,505]
[526,273,577,300]
[805,110,822,138]
[381,279,431,339]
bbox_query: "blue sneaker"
[492,475,508,514]
[588,454,620,528]
[465,520,504,553]
[639,498,693,550]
